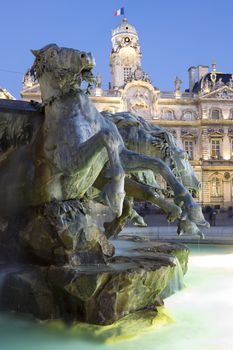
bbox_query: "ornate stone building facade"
[21,18,233,208]
[0,87,15,100]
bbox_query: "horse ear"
[31,49,41,57]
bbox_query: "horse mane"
[0,104,43,152]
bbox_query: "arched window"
[163,110,174,120]
[211,177,222,197]
[182,111,195,121]
[211,109,221,120]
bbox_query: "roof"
[192,72,233,93]
[0,87,15,100]
[112,18,138,38]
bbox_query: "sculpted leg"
[95,174,181,238]
[104,197,133,238]
[124,178,182,222]
[120,149,209,231]
[75,130,125,216]
[120,149,190,203]
[103,196,147,239]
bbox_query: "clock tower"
[110,17,142,89]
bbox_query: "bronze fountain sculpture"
[0,44,208,325]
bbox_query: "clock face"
[134,69,143,80]
[124,37,130,43]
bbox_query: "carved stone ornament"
[213,89,233,99]
[224,172,231,180]
[126,67,152,84]
[181,128,198,138]
[200,78,233,99]
[207,128,224,138]
[124,85,154,118]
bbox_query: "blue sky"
[1,0,233,98]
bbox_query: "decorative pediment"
[181,128,198,138]
[126,67,152,84]
[200,86,233,100]
[207,128,224,138]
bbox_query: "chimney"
[197,65,209,81]
[188,66,196,92]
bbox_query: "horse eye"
[81,53,86,59]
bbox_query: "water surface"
[1,244,233,350]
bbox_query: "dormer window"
[211,109,221,120]
[124,67,131,82]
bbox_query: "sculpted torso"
[33,94,124,204]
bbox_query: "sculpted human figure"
[174,76,182,92]
[96,72,102,88]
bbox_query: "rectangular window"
[184,140,194,160]
[124,67,131,82]
[211,139,221,159]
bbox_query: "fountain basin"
[0,240,188,325]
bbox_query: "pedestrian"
[209,207,217,226]
[227,206,233,218]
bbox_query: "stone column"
[201,128,210,160]
[202,171,211,205]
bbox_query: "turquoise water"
[1,244,233,350]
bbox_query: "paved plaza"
[121,211,233,244]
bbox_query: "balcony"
[91,89,121,97]
[160,91,196,99]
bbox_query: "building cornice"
[202,165,233,170]
[91,96,121,104]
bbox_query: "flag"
[114,7,124,17]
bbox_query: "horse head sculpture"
[31,44,96,100]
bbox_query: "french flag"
[114,7,124,17]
